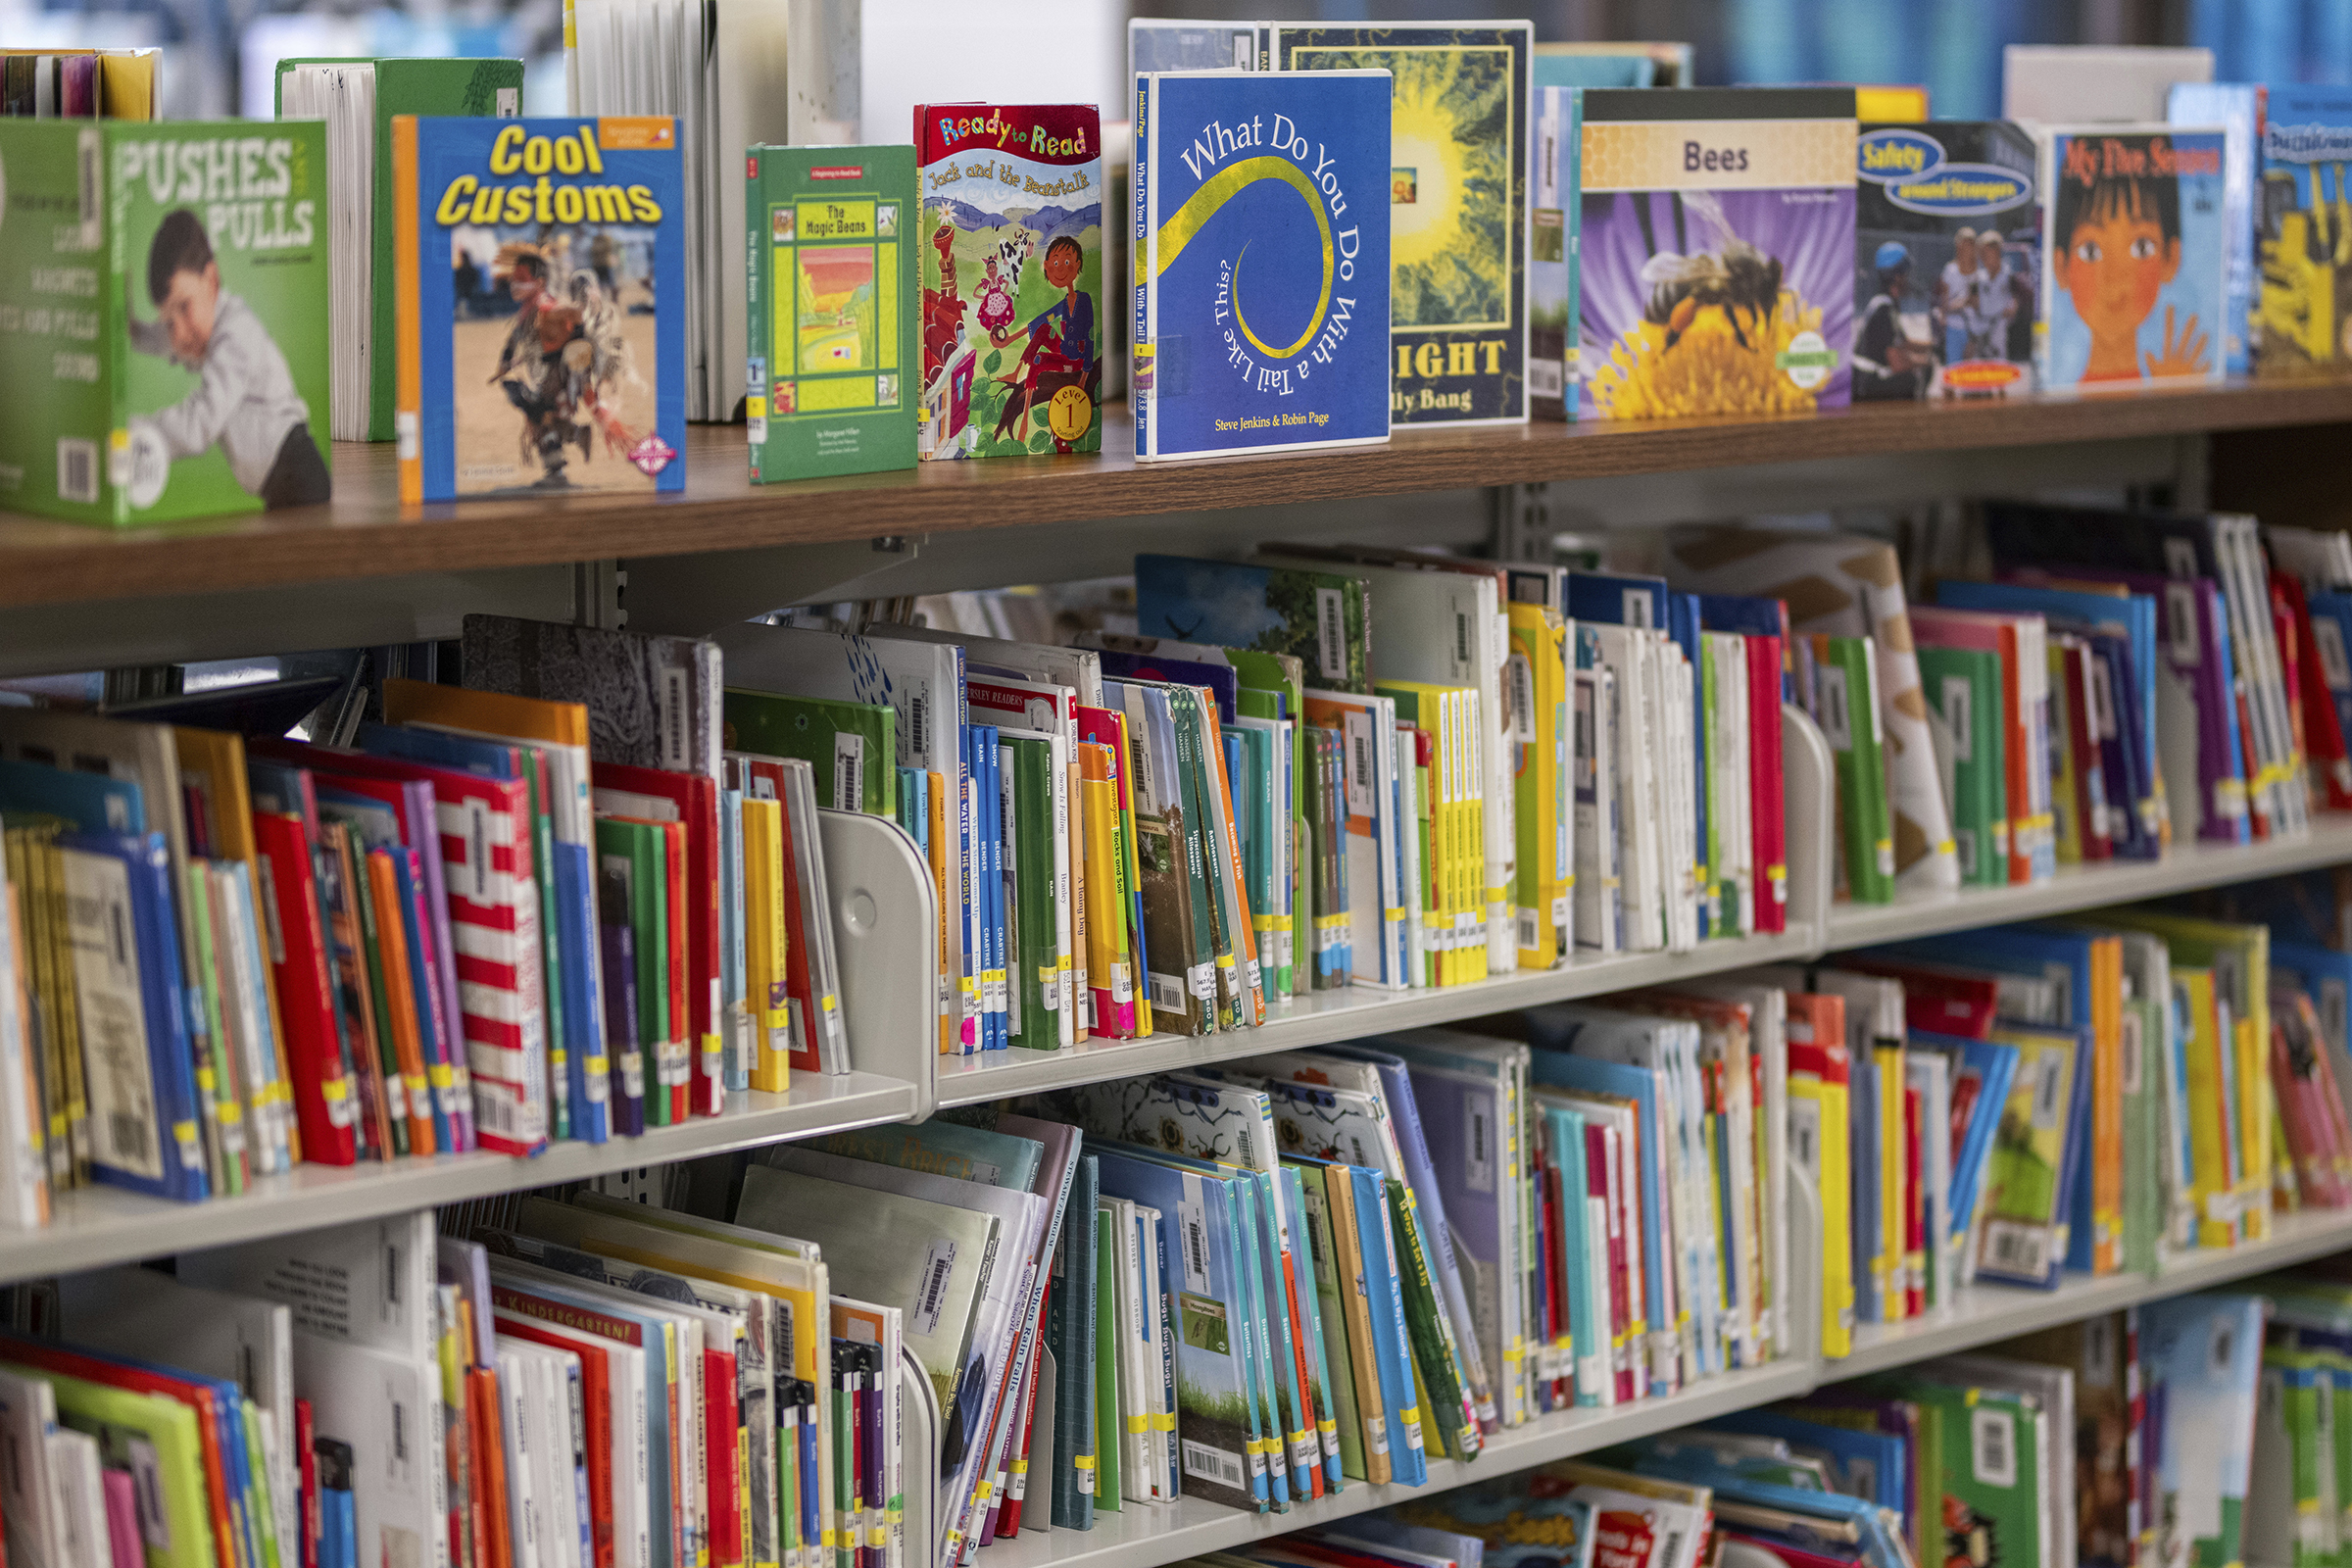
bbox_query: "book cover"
[2036,124,2228,391]
[744,144,918,481]
[0,118,330,524]
[2249,87,2352,377]
[1271,24,1532,426]
[2143,1294,2266,1568]
[1532,83,1582,419]
[2166,82,2261,376]
[275,58,522,439]
[1578,86,1857,419]
[1131,70,1392,461]
[393,115,684,500]
[1851,121,2037,400]
[914,104,1103,460]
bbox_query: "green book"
[722,689,897,818]
[1000,731,1059,1051]
[1814,634,1895,904]
[1167,687,1243,1032]
[1875,1375,2046,1568]
[1919,645,2008,887]
[594,815,669,1126]
[745,144,918,481]
[2251,1348,2339,1568]
[1384,1172,1473,1461]
[274,57,522,441]
[1093,1206,1122,1513]
[0,118,328,525]
[1291,1160,1366,1481]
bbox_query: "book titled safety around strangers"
[0,118,331,525]
[393,115,686,502]
[1133,70,1393,461]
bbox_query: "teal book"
[0,119,329,524]
[1531,83,1582,419]
[745,144,918,480]
[1917,645,2008,886]
[275,57,522,440]
[721,689,897,817]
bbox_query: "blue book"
[1222,1170,1290,1507]
[1566,569,1668,631]
[1696,593,1791,701]
[1342,1161,1427,1483]
[1244,1167,1314,1501]
[1848,1034,1884,1323]
[1277,1162,1344,1494]
[1092,1147,1267,1513]
[1531,84,1583,420]
[2167,82,2262,375]
[718,788,746,1092]
[387,849,457,1152]
[1130,69,1392,461]
[1047,1153,1098,1530]
[1909,1031,2021,1259]
[2248,86,2352,376]
[0,758,144,833]
[1539,1103,1605,1407]
[392,118,685,500]
[55,831,209,1201]
[2310,592,2352,750]
[1704,1407,1907,1513]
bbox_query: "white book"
[43,1429,105,1568]
[293,1332,450,1568]
[1572,663,1621,955]
[964,671,1079,1040]
[1587,626,1663,952]
[491,1304,650,1568]
[1390,722,1427,988]
[1302,687,1406,989]
[1906,1051,1954,1314]
[1654,637,1699,953]
[0,1368,66,1568]
[496,1347,543,1568]
[1678,979,1790,1360]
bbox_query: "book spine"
[1132,73,1150,459]
[747,162,768,482]
[393,115,424,504]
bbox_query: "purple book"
[601,920,643,1136]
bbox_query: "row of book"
[0,612,890,1222]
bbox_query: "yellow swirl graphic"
[1154,154,1334,360]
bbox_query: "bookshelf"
[8,374,2352,1566]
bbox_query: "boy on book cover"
[2043,128,2224,386]
[125,208,330,510]
[484,238,652,488]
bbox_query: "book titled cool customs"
[1132,70,1393,461]
[392,116,686,501]
[1579,87,1858,420]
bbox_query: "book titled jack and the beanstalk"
[0,118,330,524]
[744,144,918,481]
[1132,69,1393,461]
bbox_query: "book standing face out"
[1578,87,1858,420]
[2035,123,2229,393]
[745,144,919,481]
[393,115,686,502]
[1132,70,1393,461]
[1272,23,1533,427]
[1851,121,2038,402]
[0,118,331,525]
[914,103,1104,461]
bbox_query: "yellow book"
[925,769,953,1054]
[1507,602,1569,968]
[1077,747,1132,1038]
[739,798,789,1093]
[1876,1043,1907,1321]
[2236,1011,2270,1241]
[2177,968,2237,1250]
[1460,686,1491,984]
[2085,933,2126,1273]
[1068,759,1089,1043]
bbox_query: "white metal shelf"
[0,1070,916,1287]
[935,927,1823,1106]
[1823,816,2352,951]
[983,1210,2352,1568]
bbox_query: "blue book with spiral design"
[1132,69,1393,460]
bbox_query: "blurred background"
[8,0,2347,126]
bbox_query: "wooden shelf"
[4,378,2351,612]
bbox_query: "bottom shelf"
[988,1206,2352,1568]
[2,1069,918,1283]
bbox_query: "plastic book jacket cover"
[1272,24,1532,426]
[1851,121,2038,401]
[744,145,917,481]
[2035,124,2227,391]
[2252,87,2352,377]
[1131,70,1392,461]
[392,115,684,501]
[914,103,1103,461]
[0,118,329,524]
[1578,86,1856,419]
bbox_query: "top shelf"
[5,379,2352,612]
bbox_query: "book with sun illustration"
[1271,24,1532,427]
[392,115,685,501]
[1132,69,1393,460]
[913,103,1103,461]
[745,144,918,481]
[1578,86,1858,420]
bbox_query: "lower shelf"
[981,1206,2352,1568]
[0,1069,918,1286]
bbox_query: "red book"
[1838,955,2000,1039]
[2275,572,2352,808]
[591,762,725,1115]
[2058,639,2114,861]
[1903,1085,1926,1318]
[703,1347,743,1566]
[1746,631,1789,933]
[492,1312,613,1568]
[1588,1119,1638,1404]
[252,811,360,1164]
[296,1397,318,1568]
[728,755,829,1075]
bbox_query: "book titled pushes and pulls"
[1132,70,1393,460]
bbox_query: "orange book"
[367,850,437,1156]
[383,676,590,748]
[1194,691,1265,1026]
[467,1366,512,1568]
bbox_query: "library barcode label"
[1984,1219,2049,1277]
[910,1238,958,1336]
[58,438,97,504]
[1971,1406,2016,1488]
[1150,972,1185,1013]
[1182,1440,1245,1491]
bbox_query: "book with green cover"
[1919,645,2009,887]
[1167,686,1244,1032]
[1001,731,1059,1050]
[593,815,669,1126]
[721,689,897,818]
[1049,1154,1098,1530]
[1093,1206,1122,1513]
[1291,1159,1367,1481]
[1133,557,1374,698]
[0,118,329,525]
[35,1368,218,1568]
[2250,1348,2339,1568]
[274,57,522,440]
[1813,633,1895,903]
[744,144,918,481]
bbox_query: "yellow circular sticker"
[1048,383,1093,443]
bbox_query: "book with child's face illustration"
[2036,123,2229,392]
[0,118,331,524]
